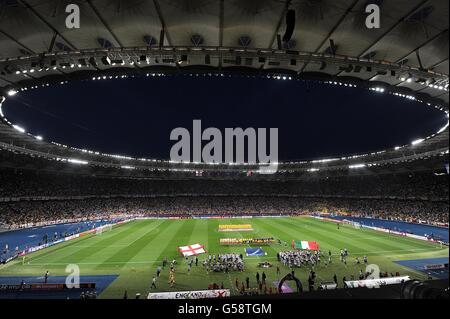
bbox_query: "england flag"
[178,243,206,257]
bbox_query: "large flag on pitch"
[292,240,319,251]
[245,248,267,257]
[178,243,206,257]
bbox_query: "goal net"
[96,224,113,235]
[352,222,362,229]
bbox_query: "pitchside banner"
[345,276,410,288]
[147,289,230,299]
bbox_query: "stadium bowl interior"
[0,0,448,301]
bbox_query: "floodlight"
[349,164,366,169]
[411,138,425,146]
[7,90,18,96]
[12,125,25,133]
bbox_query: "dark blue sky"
[3,76,448,161]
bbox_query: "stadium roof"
[0,0,448,176]
[0,1,448,94]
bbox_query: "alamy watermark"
[65,264,80,289]
[64,3,380,30]
[65,4,80,29]
[366,4,381,29]
[170,120,279,174]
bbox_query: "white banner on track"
[147,289,230,299]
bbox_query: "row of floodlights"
[306,162,385,172]
[2,76,448,169]
[2,106,448,160]
[9,54,450,93]
[325,81,358,88]
[14,63,91,74]
[428,84,448,91]
[4,110,447,171]
[1,140,446,173]
[398,75,449,92]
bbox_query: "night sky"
[3,76,448,161]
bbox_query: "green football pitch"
[0,217,448,298]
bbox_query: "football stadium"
[0,0,449,305]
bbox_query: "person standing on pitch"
[151,276,157,289]
[44,270,49,284]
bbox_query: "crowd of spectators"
[0,196,447,230]
[0,168,448,229]
[0,169,448,200]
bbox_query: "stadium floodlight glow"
[307,168,320,172]
[68,159,89,165]
[394,146,402,151]
[12,125,26,133]
[121,166,136,170]
[437,122,449,134]
[312,158,339,164]
[399,74,410,82]
[7,90,18,96]
[435,172,447,176]
[349,164,366,169]
[411,138,425,146]
[35,135,43,141]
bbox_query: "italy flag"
[292,240,320,251]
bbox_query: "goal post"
[95,224,113,235]
[352,222,362,229]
